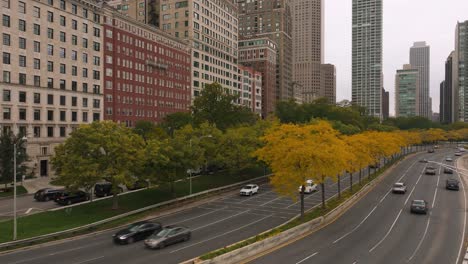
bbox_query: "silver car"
[144,226,191,249]
[392,182,407,194]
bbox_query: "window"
[47,110,54,121]
[59,79,66,89]
[60,63,66,74]
[60,111,66,121]
[47,126,54,137]
[47,78,53,88]
[93,99,100,108]
[47,28,53,39]
[82,53,88,63]
[59,48,65,58]
[19,91,26,103]
[47,61,53,72]
[33,126,40,137]
[59,0,65,10]
[3,33,10,46]
[34,59,40,69]
[19,126,26,136]
[71,111,77,122]
[71,3,77,14]
[60,32,66,42]
[72,35,77,45]
[93,56,100,66]
[33,6,40,18]
[60,16,65,26]
[19,109,26,120]
[34,109,41,121]
[19,73,26,84]
[93,13,100,23]
[71,50,77,60]
[19,55,26,67]
[60,95,65,105]
[60,127,66,137]
[72,66,77,76]
[47,94,53,105]
[34,76,40,87]
[33,93,40,104]
[3,71,10,83]
[83,83,88,93]
[93,71,100,80]
[82,23,88,33]
[71,81,77,91]
[3,52,10,64]
[34,24,41,35]
[2,15,10,27]
[18,2,25,13]
[82,112,88,122]
[72,19,77,30]
[19,37,26,49]
[83,8,88,18]
[93,27,100,37]
[34,41,40,52]
[93,42,100,51]
[19,20,26,31]
[72,97,77,106]
[82,68,88,77]
[82,38,88,48]
[82,98,88,107]
[3,107,11,120]
[3,89,11,101]
[47,44,53,55]
[47,11,53,22]
[93,113,100,122]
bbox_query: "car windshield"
[413,200,425,206]
[128,223,143,232]
[154,228,172,238]
[394,183,404,187]
[243,186,252,189]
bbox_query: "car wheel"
[159,242,165,249]
[184,235,190,241]
[67,200,72,205]
[126,237,134,244]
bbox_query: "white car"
[240,184,259,196]
[446,157,453,162]
[455,152,462,156]
[298,180,318,194]
[392,182,407,194]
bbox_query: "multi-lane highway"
[249,149,466,264]
[0,156,381,264]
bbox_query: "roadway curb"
[456,156,468,264]
[186,154,416,264]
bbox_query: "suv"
[425,166,437,175]
[392,182,407,194]
[34,188,65,202]
[94,182,123,197]
[444,167,453,174]
[446,179,460,191]
[55,191,89,205]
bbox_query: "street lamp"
[13,136,27,241]
[189,135,212,195]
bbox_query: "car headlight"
[119,235,129,240]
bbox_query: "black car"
[410,200,428,214]
[425,166,437,175]
[113,221,162,244]
[34,188,65,202]
[444,167,454,174]
[126,180,149,191]
[428,149,435,153]
[94,182,123,197]
[144,225,191,249]
[446,179,460,191]
[55,191,89,205]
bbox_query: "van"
[298,180,318,194]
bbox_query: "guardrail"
[0,175,270,251]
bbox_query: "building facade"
[320,64,336,104]
[409,41,431,119]
[238,0,293,102]
[440,51,455,123]
[238,38,277,118]
[101,5,191,126]
[395,65,420,117]
[104,0,159,27]
[1,0,104,177]
[455,21,468,122]
[238,65,262,115]
[382,88,389,120]
[352,0,383,118]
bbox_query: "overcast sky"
[324,0,468,116]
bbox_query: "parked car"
[113,221,162,244]
[392,182,407,194]
[427,149,435,153]
[446,157,453,162]
[144,226,191,249]
[425,166,437,175]
[444,167,454,174]
[55,191,89,205]
[420,159,429,163]
[410,200,428,214]
[94,182,123,197]
[298,179,318,194]
[34,188,65,202]
[240,184,259,196]
[455,152,462,156]
[126,180,149,191]
[434,145,439,149]
[446,179,460,191]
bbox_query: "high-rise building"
[0,0,104,177]
[101,5,191,127]
[455,21,468,121]
[382,88,389,120]
[238,0,293,102]
[320,64,336,103]
[104,0,159,27]
[440,51,455,123]
[352,0,383,118]
[238,65,262,115]
[395,65,420,117]
[238,38,277,117]
[409,41,431,119]
[157,0,240,101]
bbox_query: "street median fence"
[184,154,409,264]
[0,175,269,251]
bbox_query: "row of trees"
[0,132,28,188]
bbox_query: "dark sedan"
[55,191,89,205]
[446,179,460,191]
[444,167,454,174]
[410,200,428,214]
[144,225,191,249]
[113,221,162,244]
[34,188,65,202]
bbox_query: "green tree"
[134,120,168,142]
[159,112,193,134]
[51,121,145,209]
[0,131,28,188]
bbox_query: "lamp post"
[189,135,212,195]
[13,136,27,241]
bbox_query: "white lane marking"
[25,208,33,214]
[432,176,440,208]
[456,160,467,264]
[379,190,391,203]
[191,210,249,231]
[170,215,271,253]
[9,245,93,264]
[404,171,424,206]
[295,252,319,264]
[71,256,104,264]
[352,262,357,264]
[333,206,378,244]
[260,196,282,206]
[369,209,403,252]
[236,190,275,203]
[170,207,227,225]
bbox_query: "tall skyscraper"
[352,0,383,118]
[455,21,468,121]
[409,41,431,119]
[382,88,389,120]
[105,0,159,27]
[291,0,336,104]
[395,65,420,117]
[238,0,293,102]
[440,51,455,123]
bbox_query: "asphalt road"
[249,149,466,264]
[0,194,60,220]
[0,152,391,264]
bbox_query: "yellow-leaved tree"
[344,134,374,193]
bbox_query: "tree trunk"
[359,169,362,185]
[368,167,371,178]
[112,193,118,210]
[349,172,353,193]
[321,182,326,209]
[337,174,341,199]
[300,185,305,218]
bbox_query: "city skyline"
[325,0,468,116]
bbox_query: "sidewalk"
[22,177,63,194]
[457,156,468,264]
